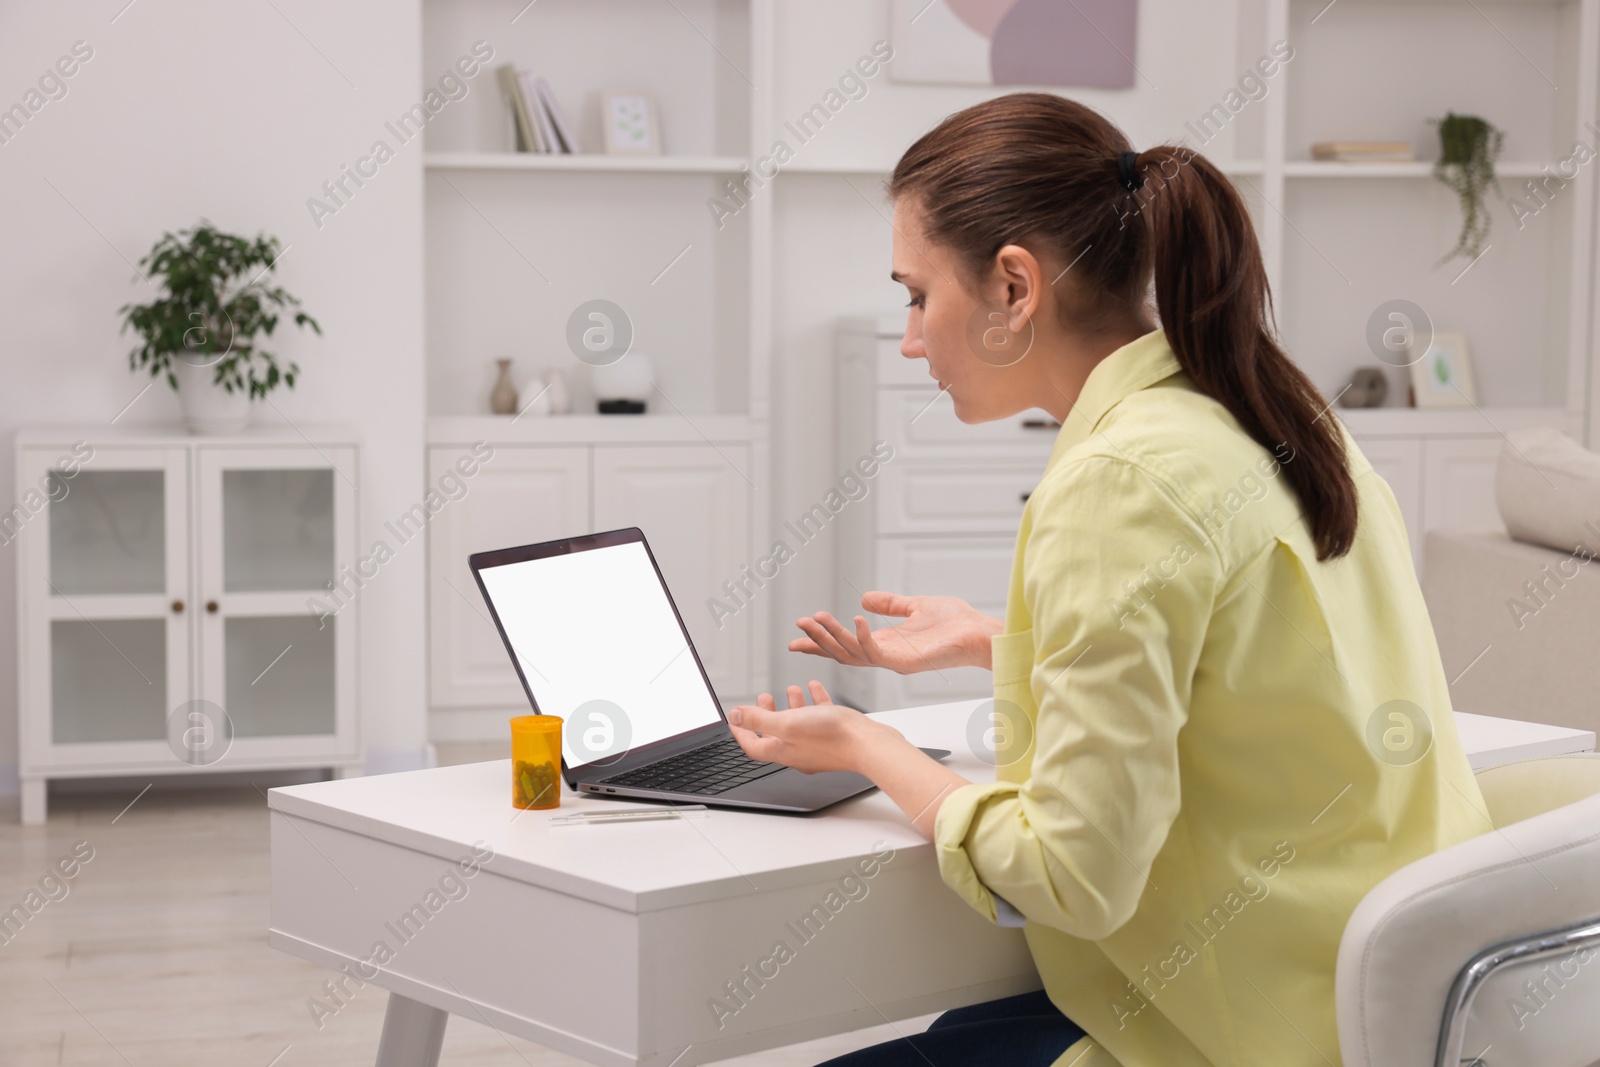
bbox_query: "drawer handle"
[1021,418,1061,430]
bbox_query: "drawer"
[877,461,1040,534]
[879,390,1062,453]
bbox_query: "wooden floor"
[0,769,938,1067]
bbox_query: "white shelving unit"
[1255,0,1600,427]
[419,0,774,736]
[1246,0,1600,561]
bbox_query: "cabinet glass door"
[19,447,190,762]
[197,447,356,758]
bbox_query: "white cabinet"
[427,446,590,710]
[1421,438,1506,535]
[15,428,361,824]
[426,437,753,734]
[1349,437,1424,567]
[593,446,750,697]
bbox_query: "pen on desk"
[549,805,708,825]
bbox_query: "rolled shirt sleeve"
[934,453,1222,941]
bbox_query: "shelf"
[1285,161,1549,179]
[1336,405,1578,438]
[427,414,754,445]
[423,152,748,174]
[16,423,361,447]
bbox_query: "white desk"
[1454,710,1595,769]
[267,700,1595,1067]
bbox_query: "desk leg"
[374,992,449,1067]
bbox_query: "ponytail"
[1135,145,1357,559]
[890,93,1358,560]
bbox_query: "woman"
[727,93,1488,1067]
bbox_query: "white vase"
[517,375,553,417]
[545,368,572,414]
[173,358,251,434]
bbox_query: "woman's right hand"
[790,591,1004,674]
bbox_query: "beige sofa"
[1423,529,1600,736]
[1422,426,1600,737]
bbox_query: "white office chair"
[1337,754,1600,1067]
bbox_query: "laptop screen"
[475,538,723,770]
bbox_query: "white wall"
[0,0,428,788]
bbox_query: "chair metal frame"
[1435,914,1600,1067]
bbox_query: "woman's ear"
[993,243,1045,334]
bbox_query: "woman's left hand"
[728,681,900,775]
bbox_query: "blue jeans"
[814,990,1086,1066]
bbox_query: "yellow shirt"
[932,330,1489,1067]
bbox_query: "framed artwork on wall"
[1410,332,1478,408]
[888,0,1138,88]
[601,92,661,155]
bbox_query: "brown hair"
[889,92,1357,561]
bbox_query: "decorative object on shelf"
[889,0,1136,88]
[120,221,319,435]
[544,368,572,414]
[1311,141,1415,163]
[591,353,654,414]
[1409,332,1477,408]
[515,369,571,417]
[489,358,518,415]
[1340,367,1389,408]
[518,383,552,417]
[516,372,549,417]
[1431,113,1502,265]
[601,92,660,155]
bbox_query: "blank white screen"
[477,540,722,768]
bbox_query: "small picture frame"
[601,92,661,155]
[1410,332,1477,407]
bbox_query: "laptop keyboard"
[596,736,786,796]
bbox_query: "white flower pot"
[173,358,251,434]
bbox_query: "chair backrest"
[1336,754,1600,1067]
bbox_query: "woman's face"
[890,201,1040,424]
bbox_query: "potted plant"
[1432,113,1503,267]
[121,221,320,433]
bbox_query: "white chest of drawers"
[833,317,1058,712]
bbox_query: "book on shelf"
[1311,140,1416,163]
[534,75,581,153]
[496,64,542,152]
[518,71,558,153]
[496,65,581,154]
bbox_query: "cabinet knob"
[206,600,219,614]
[1020,492,1032,504]
[171,599,184,614]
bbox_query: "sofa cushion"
[1495,427,1600,554]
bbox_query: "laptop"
[470,527,949,813]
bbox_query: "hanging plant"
[1431,113,1503,266]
